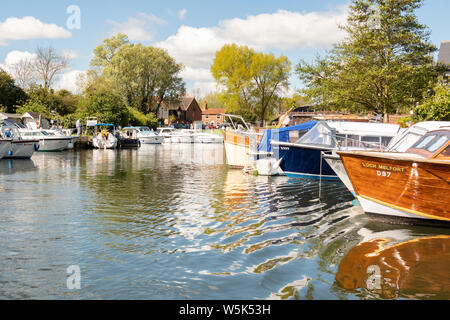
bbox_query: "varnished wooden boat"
[338,129,450,226]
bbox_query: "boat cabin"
[293,121,400,149]
[405,129,450,160]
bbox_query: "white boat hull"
[3,140,37,159]
[38,138,72,151]
[224,141,249,168]
[139,136,164,144]
[194,133,224,144]
[93,134,118,149]
[170,135,194,144]
[0,140,12,160]
[357,196,433,222]
[324,156,355,193]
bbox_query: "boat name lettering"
[361,162,406,173]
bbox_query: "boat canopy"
[258,121,317,152]
[95,123,115,127]
[295,121,401,148]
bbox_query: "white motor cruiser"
[170,129,195,144]
[194,132,224,144]
[157,127,176,143]
[135,127,164,144]
[0,120,39,158]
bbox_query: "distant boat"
[157,127,176,143]
[118,127,141,149]
[134,127,164,144]
[194,132,224,144]
[338,128,450,226]
[271,121,401,179]
[324,121,450,194]
[169,129,195,144]
[92,124,118,149]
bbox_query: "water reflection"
[1,145,449,300]
[335,228,450,299]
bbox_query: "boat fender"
[34,143,40,151]
[8,150,13,156]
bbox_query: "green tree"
[297,0,438,122]
[415,81,450,121]
[0,68,27,113]
[77,86,130,126]
[211,44,291,122]
[90,35,186,117]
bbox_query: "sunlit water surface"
[0,144,449,300]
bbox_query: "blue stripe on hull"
[273,144,337,178]
[284,172,339,180]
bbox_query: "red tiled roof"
[202,108,226,115]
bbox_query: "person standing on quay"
[76,119,82,136]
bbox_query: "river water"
[0,144,449,300]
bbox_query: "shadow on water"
[0,144,449,300]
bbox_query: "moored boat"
[194,132,224,144]
[135,127,164,144]
[0,120,39,158]
[272,121,401,179]
[323,121,450,194]
[338,128,450,226]
[92,124,118,149]
[222,114,256,168]
[118,127,141,149]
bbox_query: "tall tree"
[211,44,291,121]
[33,46,71,90]
[297,0,438,122]
[90,35,185,116]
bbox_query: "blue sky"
[1,0,449,96]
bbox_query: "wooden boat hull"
[223,130,249,168]
[339,151,450,225]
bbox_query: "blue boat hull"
[272,144,338,180]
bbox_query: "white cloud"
[54,69,87,93]
[156,7,348,94]
[178,9,187,20]
[107,12,167,42]
[0,16,71,45]
[0,50,38,75]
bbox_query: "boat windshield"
[295,122,335,147]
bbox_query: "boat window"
[346,135,360,148]
[437,145,450,157]
[41,131,49,136]
[427,136,448,153]
[413,135,436,149]
[381,136,393,148]
[361,136,381,148]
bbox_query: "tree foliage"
[211,44,291,121]
[90,34,185,116]
[0,68,27,113]
[415,81,450,121]
[296,0,439,121]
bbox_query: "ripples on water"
[0,144,449,300]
